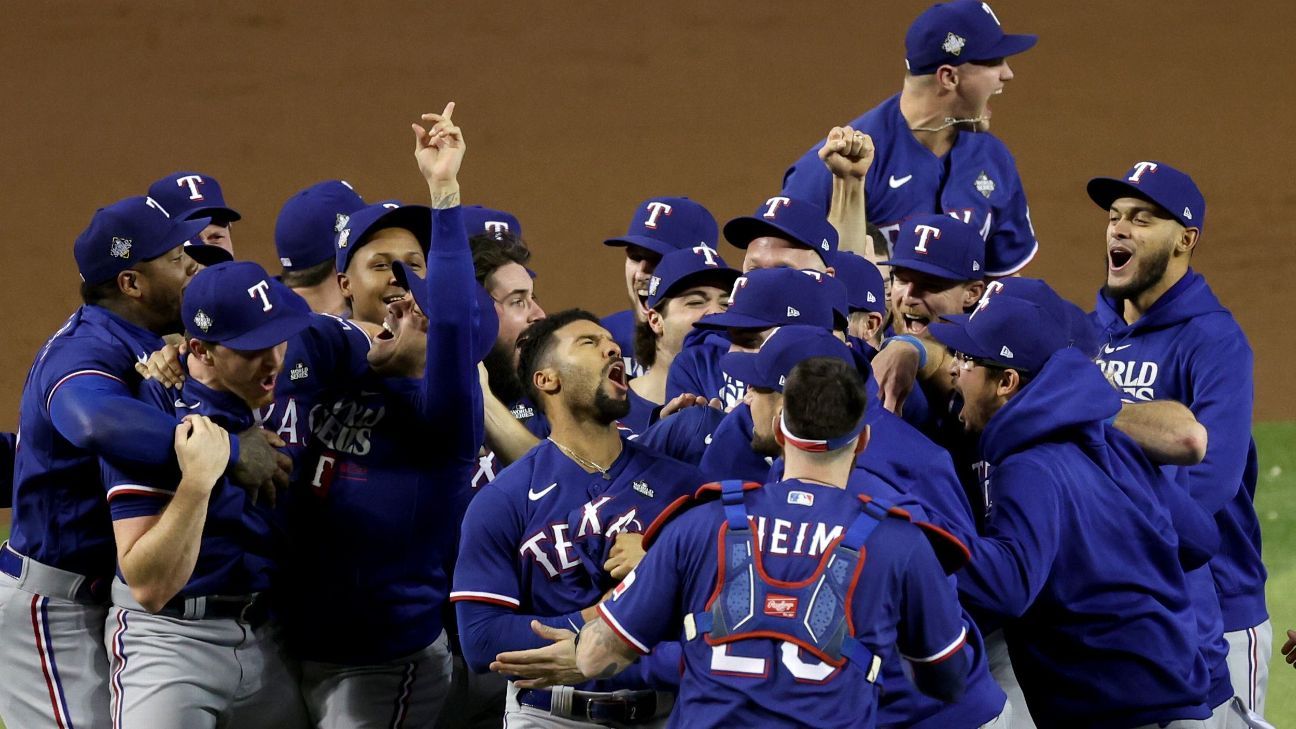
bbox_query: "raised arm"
[821,126,877,262]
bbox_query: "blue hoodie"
[1093,269,1264,633]
[957,348,1212,727]
[665,330,744,408]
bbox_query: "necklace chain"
[909,115,986,133]
[548,437,612,479]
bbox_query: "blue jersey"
[956,349,1211,727]
[635,405,724,467]
[103,377,276,598]
[281,205,486,664]
[1093,270,1264,632]
[599,479,968,729]
[472,396,549,490]
[621,386,657,435]
[451,437,702,690]
[600,308,644,378]
[781,94,1038,276]
[10,306,176,578]
[665,331,744,408]
[697,404,772,483]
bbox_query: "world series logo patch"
[975,171,996,199]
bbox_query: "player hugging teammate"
[0,1,1281,728]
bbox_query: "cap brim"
[719,351,769,390]
[693,310,776,331]
[186,206,242,224]
[980,33,1037,61]
[392,260,431,316]
[221,309,313,351]
[602,235,677,257]
[646,269,742,310]
[723,217,810,251]
[184,243,234,266]
[926,320,988,360]
[148,217,212,261]
[878,258,971,282]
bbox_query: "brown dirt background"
[1,0,1293,424]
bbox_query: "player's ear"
[532,366,560,397]
[962,280,986,309]
[188,338,215,366]
[866,312,885,341]
[998,369,1023,398]
[336,271,352,304]
[1178,227,1200,256]
[646,308,665,337]
[935,65,960,91]
[117,269,143,300]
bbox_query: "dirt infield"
[1,0,1292,422]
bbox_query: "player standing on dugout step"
[781,0,1039,276]
[1088,161,1271,723]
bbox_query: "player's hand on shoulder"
[175,415,230,490]
[818,125,875,181]
[135,341,187,388]
[229,427,291,507]
[604,532,645,580]
[659,392,723,420]
[412,101,465,205]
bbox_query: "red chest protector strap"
[683,479,895,682]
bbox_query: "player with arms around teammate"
[451,309,703,727]
[0,197,284,729]
[782,0,1038,276]
[1088,161,1270,720]
[103,261,315,729]
[931,294,1215,727]
[573,354,970,727]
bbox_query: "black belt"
[156,594,269,626]
[517,688,664,725]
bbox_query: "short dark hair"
[865,221,890,258]
[515,308,602,410]
[80,277,121,306]
[280,258,336,288]
[782,357,867,443]
[470,232,531,286]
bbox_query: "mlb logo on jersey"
[787,490,815,507]
[764,595,799,618]
[612,569,636,601]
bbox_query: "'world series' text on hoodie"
[1092,268,1264,632]
[957,348,1214,728]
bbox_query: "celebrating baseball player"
[451,308,705,727]
[148,171,242,257]
[275,180,367,315]
[781,0,1039,277]
[571,348,972,727]
[600,197,720,378]
[0,196,286,729]
[1088,161,1270,722]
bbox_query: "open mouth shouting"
[1108,244,1134,273]
[898,312,931,336]
[606,360,628,395]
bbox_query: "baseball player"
[471,223,549,489]
[781,0,1039,277]
[275,180,367,315]
[624,245,738,432]
[930,293,1216,727]
[0,197,284,729]
[729,326,1006,728]
[103,260,315,729]
[148,170,242,256]
[834,251,889,351]
[572,349,971,727]
[1088,161,1270,719]
[464,204,525,243]
[450,308,704,727]
[600,196,720,378]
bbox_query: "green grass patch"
[0,424,1291,727]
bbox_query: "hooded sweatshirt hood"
[980,348,1121,465]
[1093,268,1227,337]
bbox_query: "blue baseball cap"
[695,268,836,332]
[928,294,1067,373]
[74,196,211,285]
[977,277,1100,358]
[905,0,1037,75]
[833,252,886,315]
[720,325,853,392]
[645,245,741,310]
[392,261,500,363]
[275,180,366,271]
[882,214,985,281]
[603,197,718,258]
[183,261,312,350]
[1087,161,1205,232]
[147,172,242,224]
[335,201,431,274]
[723,195,838,267]
[463,205,523,241]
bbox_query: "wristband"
[886,335,928,369]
